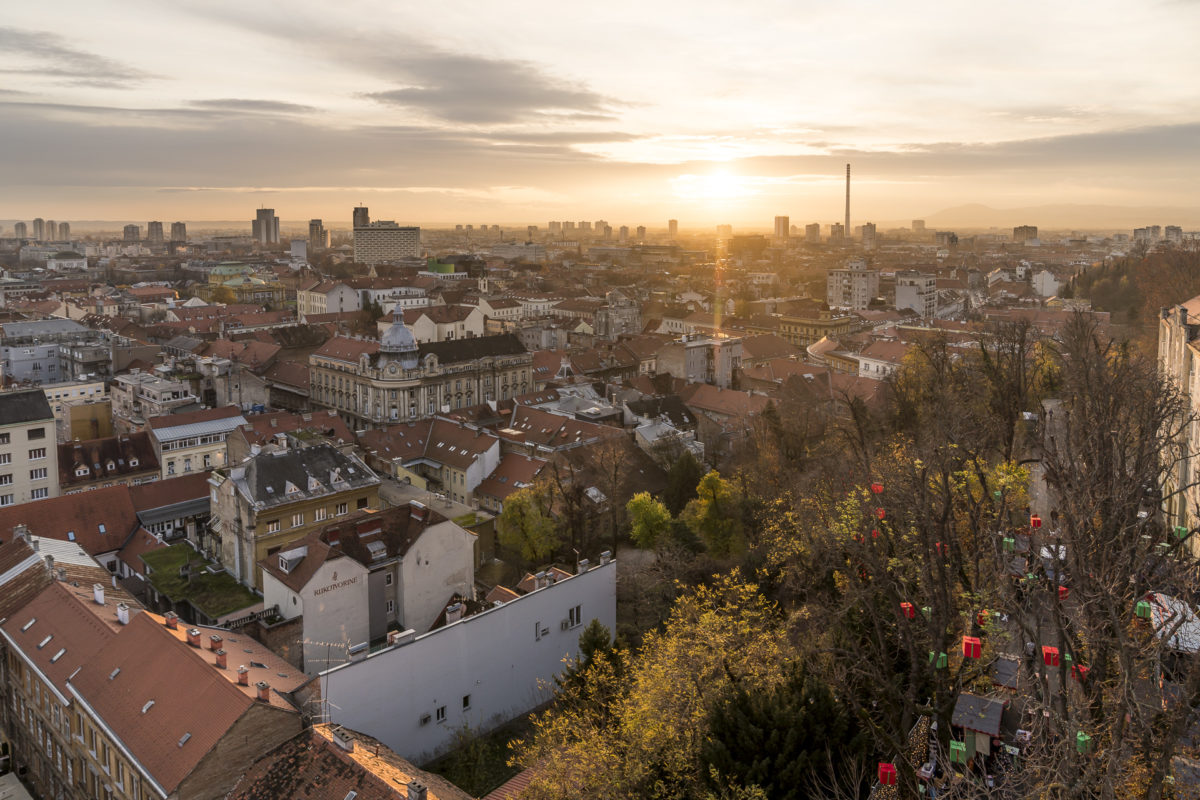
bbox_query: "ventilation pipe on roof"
[331,726,355,752]
[406,781,427,800]
[44,554,54,574]
[117,603,130,625]
[93,583,105,605]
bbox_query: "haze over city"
[4,0,1200,228]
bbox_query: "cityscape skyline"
[2,0,1199,224]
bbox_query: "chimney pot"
[44,554,54,573]
[56,567,66,581]
[209,634,223,651]
[117,602,130,625]
[164,611,179,630]
[186,628,201,647]
[255,680,270,702]
[406,781,427,800]
[93,583,105,605]
[237,665,249,686]
[215,649,227,669]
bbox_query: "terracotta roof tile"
[0,484,141,558]
[147,405,244,430]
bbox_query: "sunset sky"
[3,0,1199,229]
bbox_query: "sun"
[670,170,756,203]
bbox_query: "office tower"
[579,221,592,232]
[527,225,537,240]
[1166,225,1184,244]
[455,224,463,231]
[123,224,140,241]
[805,223,820,244]
[253,208,280,245]
[636,226,646,240]
[465,225,474,233]
[308,219,327,251]
[353,206,370,229]
[353,221,420,265]
[618,225,629,242]
[774,216,790,238]
[563,221,575,231]
[603,225,612,240]
[935,231,958,247]
[14,222,27,239]
[171,222,187,242]
[32,218,44,240]
[595,220,608,233]
[147,221,164,243]
[668,219,678,237]
[57,222,69,240]
[861,222,877,250]
[548,221,562,235]
[830,223,845,243]
[291,240,308,261]
[1012,225,1038,244]
[844,164,851,236]
[45,220,58,240]
[912,219,926,233]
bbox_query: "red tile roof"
[58,432,160,488]
[314,336,381,362]
[680,384,770,419]
[147,404,243,430]
[129,472,212,511]
[476,454,548,503]
[0,484,142,557]
[238,409,354,446]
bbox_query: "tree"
[664,450,704,515]
[683,471,745,557]
[496,485,558,564]
[211,285,235,305]
[626,492,671,550]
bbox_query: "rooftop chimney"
[407,781,427,800]
[117,603,130,625]
[93,583,105,605]
[186,628,201,648]
[44,554,54,574]
[237,665,249,686]
[215,649,227,669]
[55,567,66,581]
[255,680,270,702]
[331,726,355,752]
[164,611,179,630]
[446,603,463,624]
[600,550,612,565]
[577,558,589,574]
[208,634,223,651]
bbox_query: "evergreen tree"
[664,450,704,515]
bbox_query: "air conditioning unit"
[560,619,570,631]
[419,713,431,726]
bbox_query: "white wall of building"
[321,560,616,764]
[396,519,477,636]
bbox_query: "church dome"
[380,307,419,369]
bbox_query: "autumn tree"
[496,483,558,564]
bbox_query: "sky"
[2,0,1200,230]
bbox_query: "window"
[28,448,46,460]
[0,454,9,465]
[313,507,327,522]
[336,503,347,516]
[31,488,48,500]
[30,468,47,481]
[0,433,8,445]
[386,600,394,613]
[435,705,446,723]
[291,513,304,528]
[357,497,369,510]
[167,462,175,475]
[385,573,393,586]
[203,454,211,468]
[183,458,192,473]
[27,428,45,440]
[568,604,582,628]
[462,694,471,710]
[0,474,10,486]
[266,520,281,534]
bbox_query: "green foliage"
[702,665,870,800]
[497,486,558,563]
[683,471,745,557]
[626,492,672,549]
[578,618,613,666]
[664,450,704,515]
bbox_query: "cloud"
[188,98,316,114]
[0,27,152,88]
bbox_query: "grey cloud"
[188,98,316,114]
[0,27,152,88]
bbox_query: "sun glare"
[670,171,756,204]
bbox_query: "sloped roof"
[147,404,245,431]
[0,484,142,556]
[238,409,354,447]
[419,333,526,364]
[58,432,160,488]
[680,384,770,419]
[313,336,380,362]
[476,454,548,503]
[951,692,1005,736]
[0,389,53,426]
[740,334,802,362]
[236,444,378,507]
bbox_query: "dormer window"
[129,458,138,468]
[75,466,89,477]
[279,556,289,573]
[106,461,116,471]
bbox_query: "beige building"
[110,371,198,431]
[1159,298,1200,545]
[353,222,421,265]
[209,441,381,589]
[0,389,60,506]
[146,406,248,478]
[310,310,532,429]
[296,279,360,319]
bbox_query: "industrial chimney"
[844,163,851,241]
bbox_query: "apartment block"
[0,390,60,506]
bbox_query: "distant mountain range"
[916,203,1200,232]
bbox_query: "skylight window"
[51,648,65,663]
[142,700,155,714]
[38,635,52,649]
[22,618,36,631]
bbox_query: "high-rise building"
[826,259,878,311]
[805,223,820,244]
[668,219,678,237]
[308,219,328,251]
[563,221,575,231]
[935,231,958,248]
[636,226,646,240]
[895,270,937,318]
[353,206,371,229]
[45,220,57,240]
[830,223,845,243]
[527,225,537,241]
[774,216,790,238]
[123,224,141,241]
[57,222,69,240]
[32,218,44,240]
[171,222,187,242]
[147,221,164,243]
[353,221,420,265]
[861,222,877,250]
[579,221,592,232]
[1012,225,1038,244]
[14,222,27,239]
[253,208,280,245]
[1166,225,1184,244]
[912,219,926,234]
[618,225,629,242]
[548,221,562,235]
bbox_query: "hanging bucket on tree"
[1135,600,1153,620]
[993,489,1003,501]
[929,650,948,669]
[1073,664,1090,682]
[1002,536,1015,553]
[977,609,990,627]
[1175,526,1189,540]
[876,508,886,520]
[1058,585,1070,600]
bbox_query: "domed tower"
[379,305,419,370]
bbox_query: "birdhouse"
[1076,731,1092,754]
[935,542,948,556]
[1175,526,1189,540]
[977,609,989,627]
[929,650,948,669]
[950,740,966,764]
[1063,652,1073,667]
[871,482,884,495]
[878,763,897,785]
[1042,646,1060,667]
[1135,600,1152,619]
[921,606,932,620]
[962,636,982,659]
[900,602,916,619]
[1072,664,1090,682]
[1030,514,1042,529]
[1058,585,1069,600]
[871,528,880,539]
[992,488,1003,500]
[876,508,886,520]
[1002,536,1015,552]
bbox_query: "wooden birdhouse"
[962,636,981,659]
[1042,646,1060,667]
[878,763,897,785]
[900,602,916,619]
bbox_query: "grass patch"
[424,713,535,797]
[453,512,481,528]
[142,543,260,619]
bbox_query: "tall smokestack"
[844,163,851,240]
